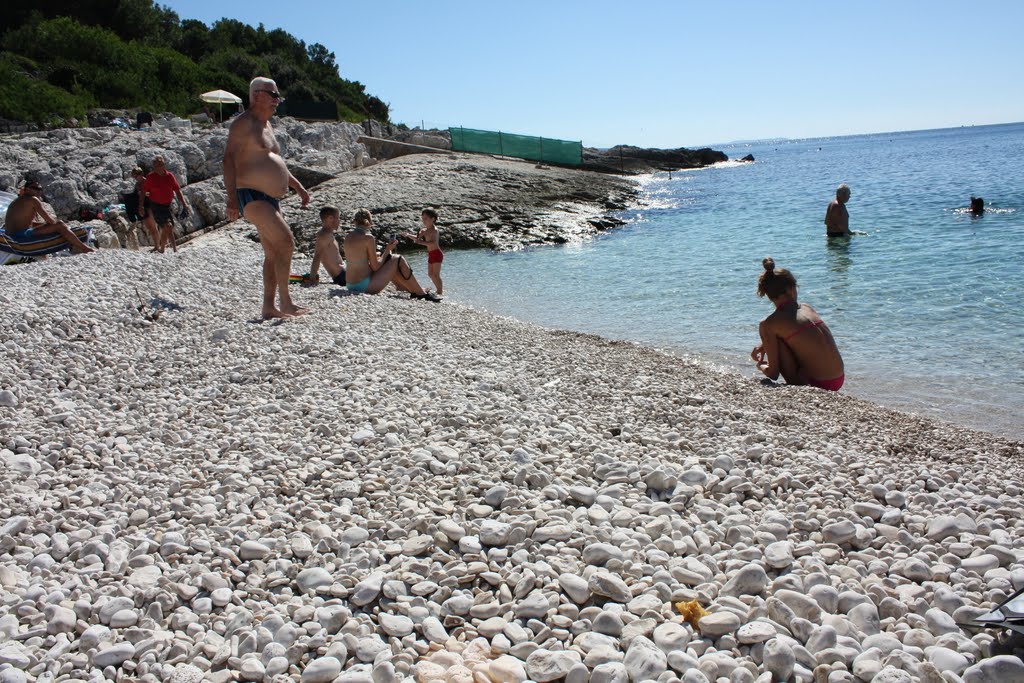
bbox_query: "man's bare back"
[3,195,45,232]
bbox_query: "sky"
[161,0,1024,148]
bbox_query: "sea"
[404,122,1024,441]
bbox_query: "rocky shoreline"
[284,154,637,254]
[581,146,729,175]
[0,226,1022,683]
[0,119,703,253]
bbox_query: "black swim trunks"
[332,269,347,286]
[151,202,173,226]
[236,188,281,214]
[122,194,151,223]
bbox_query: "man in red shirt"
[143,155,191,253]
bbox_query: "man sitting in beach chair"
[0,180,94,256]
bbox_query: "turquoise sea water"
[404,123,1024,440]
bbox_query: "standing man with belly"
[224,76,311,319]
[824,183,852,237]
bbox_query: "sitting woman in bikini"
[342,209,441,301]
[750,257,845,391]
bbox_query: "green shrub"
[0,3,391,124]
[0,56,87,124]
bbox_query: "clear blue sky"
[162,0,1023,148]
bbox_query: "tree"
[176,19,212,61]
[307,43,336,70]
[0,0,391,124]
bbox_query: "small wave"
[950,206,1016,216]
[635,159,749,184]
[713,159,751,169]
[639,198,681,211]
[661,159,749,173]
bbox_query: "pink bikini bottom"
[808,374,845,392]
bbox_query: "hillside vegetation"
[1,1,388,125]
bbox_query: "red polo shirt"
[143,171,180,205]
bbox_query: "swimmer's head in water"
[352,208,373,227]
[758,257,797,300]
[970,197,985,214]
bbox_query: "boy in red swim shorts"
[402,207,444,295]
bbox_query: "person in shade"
[308,205,346,287]
[124,167,158,248]
[342,209,440,301]
[143,155,190,253]
[824,183,853,237]
[1,179,94,254]
[750,257,845,391]
[223,76,311,319]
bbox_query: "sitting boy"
[308,205,347,286]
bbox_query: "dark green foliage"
[0,1,388,125]
[0,54,88,124]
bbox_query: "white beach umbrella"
[199,89,243,120]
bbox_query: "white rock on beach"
[588,571,633,604]
[302,657,342,683]
[962,655,1024,682]
[623,636,667,681]
[296,567,333,593]
[698,611,741,638]
[526,649,582,682]
[92,642,135,667]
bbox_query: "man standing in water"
[824,183,852,237]
[224,76,310,318]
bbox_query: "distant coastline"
[710,119,1024,149]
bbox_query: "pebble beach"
[1,224,1023,683]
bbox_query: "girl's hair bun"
[762,257,775,272]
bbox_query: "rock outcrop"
[582,145,728,174]
[279,153,638,253]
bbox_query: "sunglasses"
[256,90,283,100]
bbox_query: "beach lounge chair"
[0,224,94,264]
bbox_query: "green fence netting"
[449,127,582,167]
